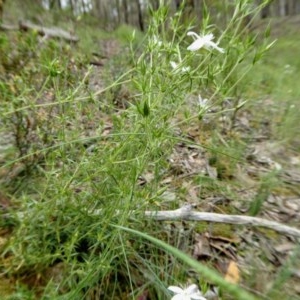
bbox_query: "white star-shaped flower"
[198,94,209,109]
[187,31,224,53]
[168,284,207,300]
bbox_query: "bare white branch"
[143,205,300,238]
[6,204,300,238]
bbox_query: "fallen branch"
[19,20,79,42]
[5,205,300,238]
[0,20,79,42]
[0,23,18,30]
[143,205,300,238]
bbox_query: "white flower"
[187,32,224,53]
[170,61,178,69]
[170,61,190,73]
[198,94,209,109]
[151,35,163,47]
[168,284,207,300]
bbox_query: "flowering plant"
[168,284,207,300]
[187,32,224,53]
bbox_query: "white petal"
[190,294,207,300]
[187,39,205,51]
[168,286,184,294]
[187,31,201,39]
[203,288,218,298]
[211,44,224,53]
[171,295,191,300]
[203,41,224,53]
[170,61,178,69]
[198,95,207,107]
[182,66,190,72]
[202,33,214,42]
[185,284,200,295]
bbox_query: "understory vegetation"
[0,1,300,299]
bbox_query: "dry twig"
[19,20,79,42]
[142,205,300,238]
[0,20,78,42]
[6,205,300,238]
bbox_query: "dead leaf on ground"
[193,233,213,259]
[224,260,240,284]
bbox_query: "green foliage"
[0,0,293,299]
[113,24,143,44]
[249,171,279,216]
[243,28,300,148]
[116,225,258,300]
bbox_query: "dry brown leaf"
[224,260,240,284]
[193,233,212,259]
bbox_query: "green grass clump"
[1,0,297,299]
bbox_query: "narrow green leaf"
[114,225,258,300]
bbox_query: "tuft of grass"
[2,1,297,299]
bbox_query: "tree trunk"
[261,2,270,18]
[0,0,5,22]
[193,0,202,26]
[123,0,128,24]
[150,0,159,10]
[287,0,297,15]
[279,0,286,16]
[135,0,144,31]
[115,0,121,25]
[50,0,62,9]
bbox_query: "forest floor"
[0,4,300,300]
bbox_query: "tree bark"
[261,2,270,18]
[287,0,297,15]
[193,0,202,26]
[50,0,62,9]
[135,0,144,31]
[279,0,286,16]
[0,0,5,22]
[150,0,159,10]
[123,0,129,24]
